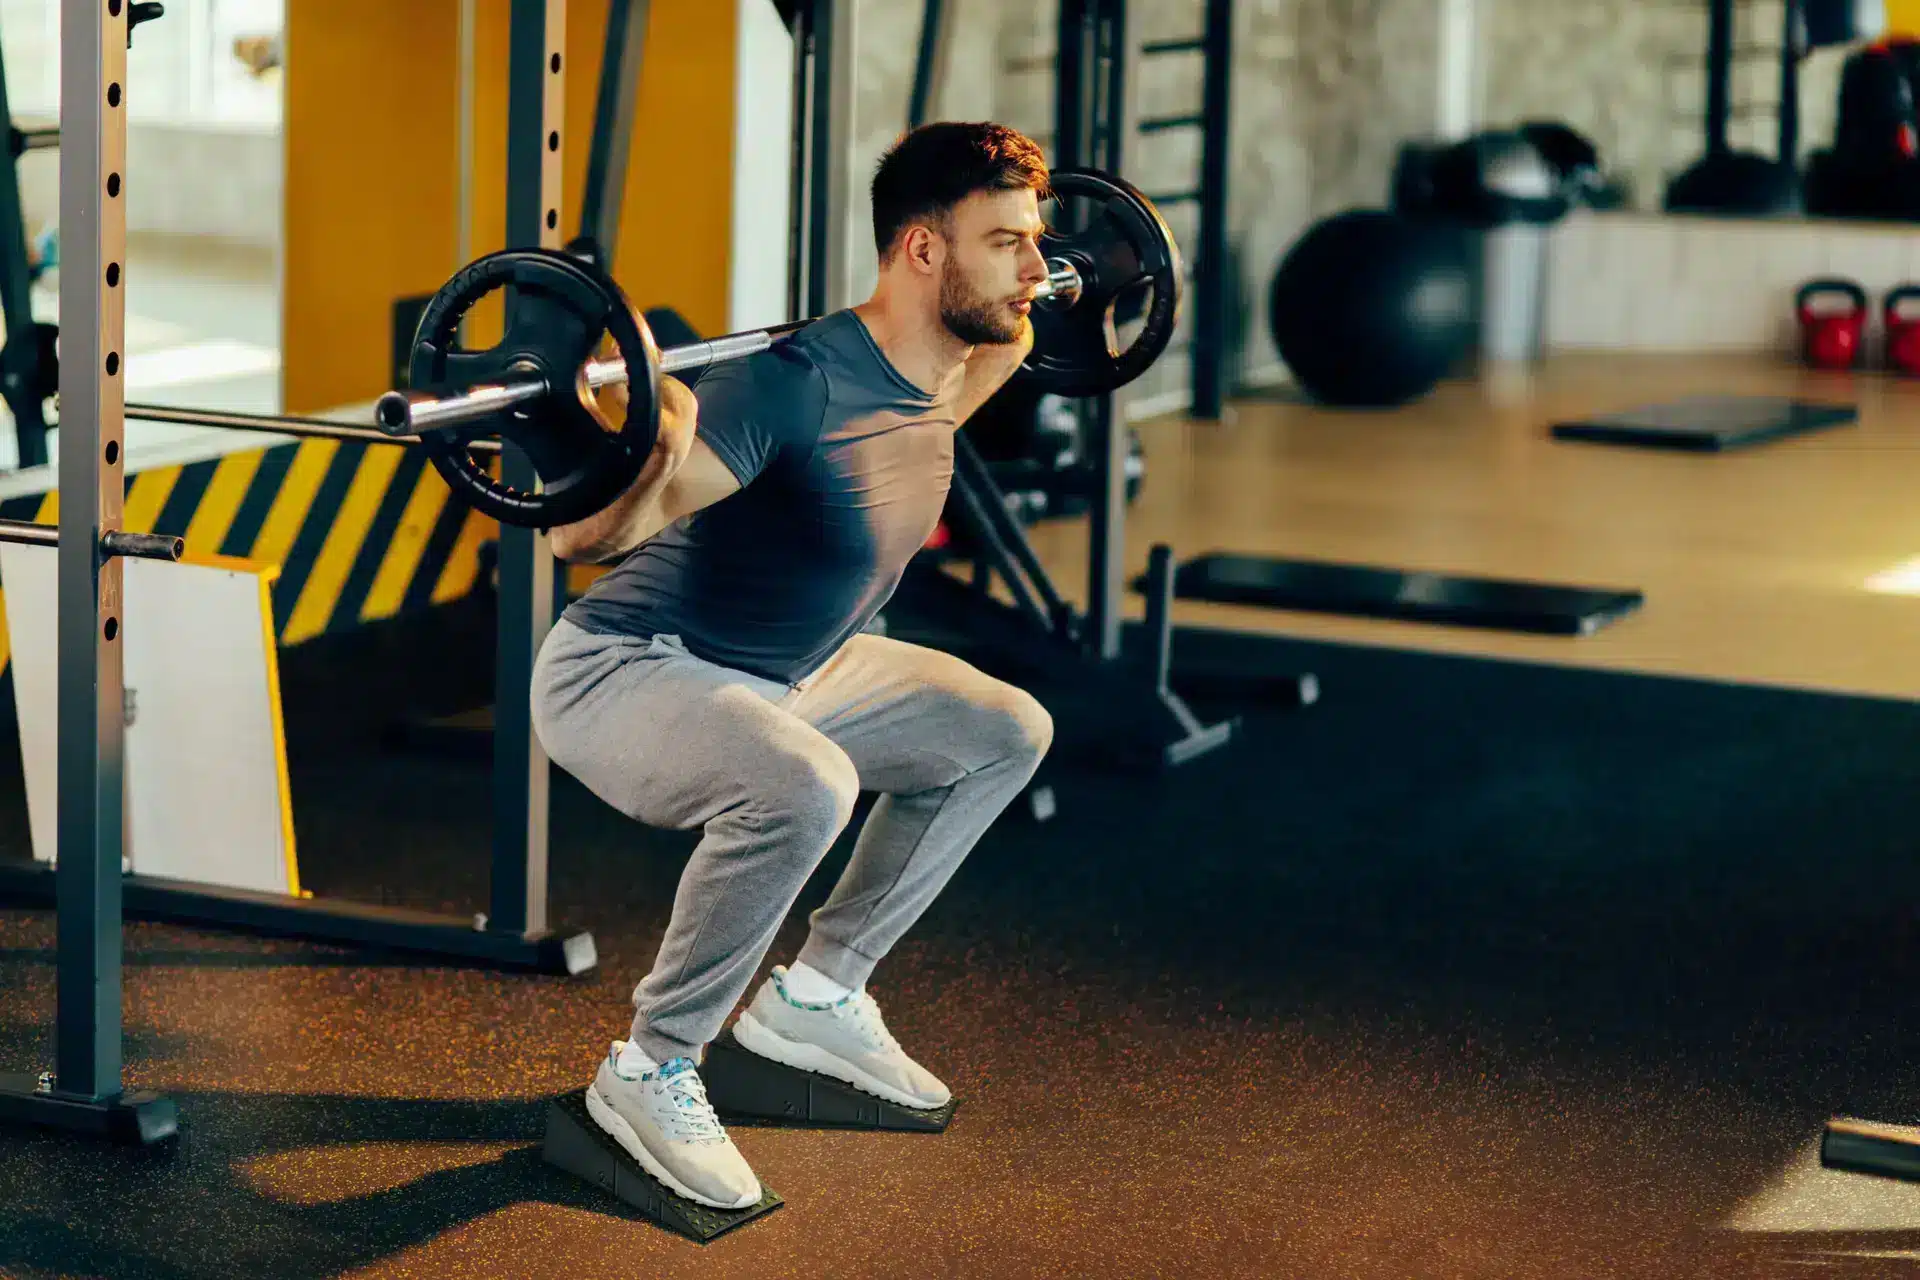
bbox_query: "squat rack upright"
[0,0,596,1146]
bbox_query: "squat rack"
[0,0,598,1146]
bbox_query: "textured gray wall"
[841,0,1450,410]
[1476,0,1846,213]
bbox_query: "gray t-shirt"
[562,310,959,685]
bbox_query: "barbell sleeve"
[0,520,183,562]
[374,260,1084,437]
[102,531,186,562]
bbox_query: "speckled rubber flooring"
[5,595,1920,1279]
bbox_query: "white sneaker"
[584,1043,762,1210]
[731,966,952,1111]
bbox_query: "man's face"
[935,188,1050,345]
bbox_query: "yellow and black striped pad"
[0,439,498,677]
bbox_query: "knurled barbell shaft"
[375,260,1085,436]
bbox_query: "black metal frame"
[785,0,843,321]
[1133,2,1234,421]
[0,0,600,1150]
[1191,0,1233,421]
[1055,0,1129,661]
[907,0,949,132]
[883,0,1282,771]
[0,42,51,469]
[579,0,649,267]
[1692,0,1805,166]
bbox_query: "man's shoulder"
[694,340,827,409]
[688,339,829,451]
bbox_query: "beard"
[939,260,1025,345]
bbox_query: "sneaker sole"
[583,1082,760,1211]
[732,1010,950,1111]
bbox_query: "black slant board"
[1152,555,1644,637]
[1550,395,1857,452]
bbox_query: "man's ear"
[903,223,942,276]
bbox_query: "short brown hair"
[870,122,1051,262]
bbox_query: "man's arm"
[953,320,1035,427]
[547,375,743,564]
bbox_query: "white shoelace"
[841,992,905,1057]
[655,1067,726,1144]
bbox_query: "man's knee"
[983,686,1053,767]
[752,739,861,839]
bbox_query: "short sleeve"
[689,352,824,487]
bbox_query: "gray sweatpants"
[531,617,1053,1065]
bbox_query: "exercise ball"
[1269,209,1474,409]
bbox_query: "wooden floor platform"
[1021,353,1920,702]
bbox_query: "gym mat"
[1549,395,1857,452]
[1143,553,1644,636]
[5,608,1920,1277]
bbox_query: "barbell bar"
[373,261,1085,437]
[371,166,1180,529]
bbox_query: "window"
[0,0,284,127]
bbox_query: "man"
[531,122,1057,1210]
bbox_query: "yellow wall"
[1893,0,1920,39]
[284,0,738,414]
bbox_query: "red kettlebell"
[1797,277,1869,370]
[1885,285,1920,376]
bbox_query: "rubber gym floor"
[2,582,1920,1279]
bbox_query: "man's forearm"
[549,475,660,563]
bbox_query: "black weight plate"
[1023,168,1183,398]
[408,248,659,529]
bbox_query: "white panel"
[1762,224,1834,354]
[1543,215,1596,347]
[1901,226,1920,286]
[1710,224,1775,350]
[1556,216,1920,354]
[1821,223,1908,297]
[1666,220,1723,350]
[1601,219,1672,351]
[1559,215,1629,350]
[4,546,293,896]
[729,0,796,330]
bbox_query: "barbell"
[373,167,1182,530]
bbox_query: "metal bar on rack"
[1082,0,1130,662]
[0,50,49,468]
[907,0,950,130]
[1190,0,1233,421]
[579,0,650,266]
[493,0,566,945]
[53,0,130,1107]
